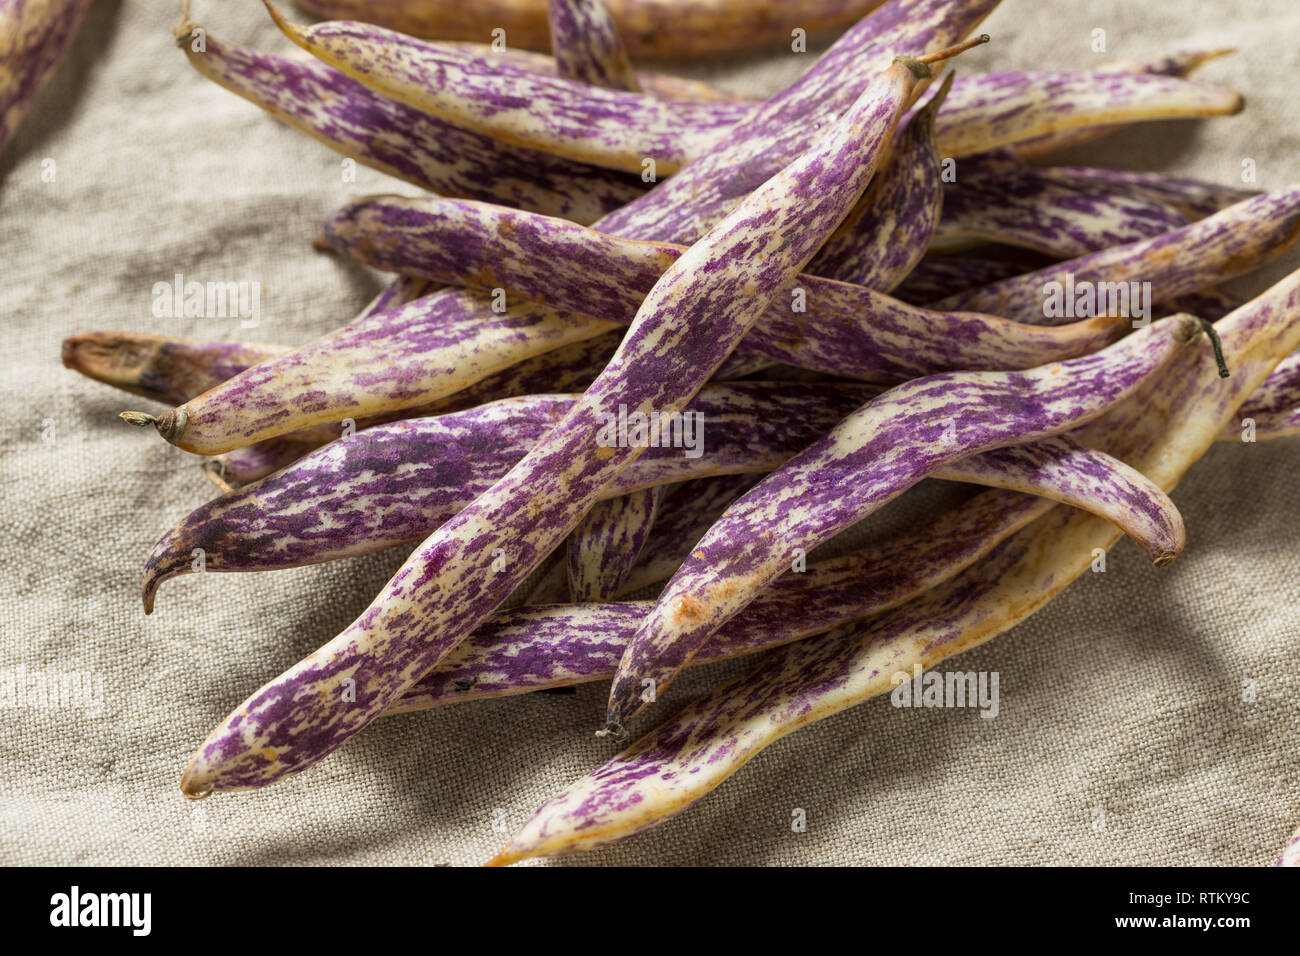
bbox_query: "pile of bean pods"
[56,0,1300,864]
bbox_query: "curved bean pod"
[63,276,431,412]
[395,430,1184,713]
[546,0,638,91]
[315,192,1129,394]
[175,25,643,224]
[1012,48,1235,158]
[62,333,289,408]
[131,0,995,458]
[567,486,665,602]
[0,0,93,154]
[141,383,874,612]
[932,69,1242,159]
[935,186,1300,325]
[806,71,949,290]
[593,0,1000,243]
[603,314,1204,733]
[933,150,1190,258]
[177,50,923,794]
[266,4,750,175]
[1040,166,1258,222]
[290,0,887,58]
[494,269,1300,863]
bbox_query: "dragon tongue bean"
[602,313,1205,735]
[177,42,963,795]
[496,270,1300,864]
[265,3,751,175]
[393,433,1184,713]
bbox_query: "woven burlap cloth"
[1,0,1296,866]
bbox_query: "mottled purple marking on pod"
[266,4,750,174]
[493,270,1300,864]
[393,439,1182,711]
[143,383,874,611]
[934,149,1190,258]
[1215,349,1300,442]
[546,0,639,92]
[807,72,950,291]
[936,187,1300,326]
[177,50,921,794]
[178,29,644,224]
[146,0,996,455]
[932,67,1242,158]
[604,315,1203,730]
[567,486,666,602]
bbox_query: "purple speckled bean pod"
[132,0,996,456]
[393,492,1048,713]
[1216,349,1300,443]
[176,47,930,795]
[290,0,887,58]
[317,193,1131,397]
[394,432,1184,713]
[931,68,1242,159]
[1279,823,1300,867]
[266,3,750,175]
[593,0,1000,243]
[1038,166,1259,222]
[934,186,1300,326]
[1013,49,1235,158]
[0,0,93,153]
[62,333,290,409]
[151,183,1130,455]
[806,72,949,291]
[547,0,638,91]
[603,314,1204,734]
[142,382,874,612]
[493,269,1300,864]
[175,25,643,225]
[933,150,1190,258]
[567,485,665,602]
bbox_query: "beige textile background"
[1,0,1297,866]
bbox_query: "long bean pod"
[177,44,936,795]
[393,435,1183,713]
[934,187,1300,325]
[604,314,1205,733]
[495,270,1300,863]
[266,3,750,175]
[175,24,643,224]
